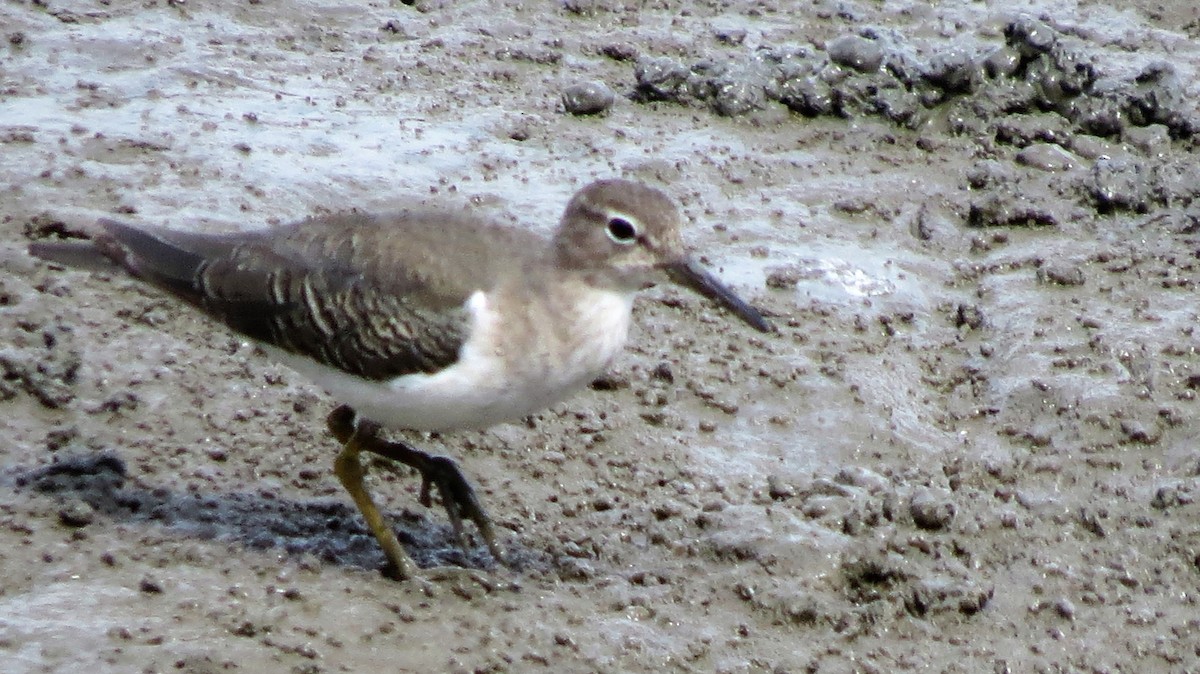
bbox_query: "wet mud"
[3,1,1200,672]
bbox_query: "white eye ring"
[605,215,639,245]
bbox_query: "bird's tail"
[27,238,115,271]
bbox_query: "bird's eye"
[606,216,638,244]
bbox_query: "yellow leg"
[333,435,419,581]
[326,405,504,567]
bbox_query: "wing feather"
[87,211,538,381]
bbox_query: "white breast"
[268,286,635,432]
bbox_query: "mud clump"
[0,321,81,409]
[632,16,1200,224]
[632,16,1196,141]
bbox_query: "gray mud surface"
[3,1,1200,672]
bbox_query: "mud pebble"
[809,478,854,498]
[968,194,1058,228]
[1151,484,1192,509]
[1015,143,1079,172]
[1037,262,1085,286]
[826,35,883,74]
[1077,507,1106,537]
[1067,83,1125,139]
[801,497,834,518]
[22,212,76,240]
[994,112,1073,147]
[554,632,577,648]
[765,265,803,289]
[600,43,637,62]
[955,303,985,330]
[712,77,763,116]
[58,500,95,527]
[707,25,745,45]
[89,390,140,414]
[562,81,614,115]
[908,578,993,616]
[1120,419,1160,444]
[589,371,629,390]
[766,475,796,501]
[1089,158,1149,212]
[45,425,79,451]
[1122,124,1170,156]
[910,489,955,530]
[1054,598,1076,620]
[924,49,980,94]
[651,500,683,520]
[1128,63,1194,135]
[872,83,922,126]
[777,76,834,116]
[633,56,689,100]
[1068,134,1117,160]
[1005,16,1057,58]
[557,557,594,580]
[139,576,164,594]
[981,46,1021,79]
[834,466,889,492]
[651,362,674,383]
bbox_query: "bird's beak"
[664,258,773,333]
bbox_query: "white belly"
[265,287,634,432]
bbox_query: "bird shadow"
[7,450,539,577]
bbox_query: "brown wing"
[86,211,538,381]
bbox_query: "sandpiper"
[29,179,772,580]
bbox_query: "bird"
[28,178,772,580]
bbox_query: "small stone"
[600,43,637,62]
[712,77,763,116]
[767,474,796,500]
[1089,158,1149,213]
[955,303,985,330]
[1054,598,1076,620]
[968,194,1058,228]
[562,81,614,115]
[58,500,95,527]
[981,46,1021,78]
[1006,17,1057,57]
[765,265,804,289]
[924,49,981,94]
[910,489,955,530]
[1015,143,1079,172]
[826,35,883,74]
[45,426,79,451]
[1122,124,1170,156]
[1037,262,1085,286]
[634,56,689,101]
[1120,419,1160,444]
[651,362,675,383]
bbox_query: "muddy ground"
[3,1,1200,672]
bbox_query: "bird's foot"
[415,453,504,564]
[327,405,504,568]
